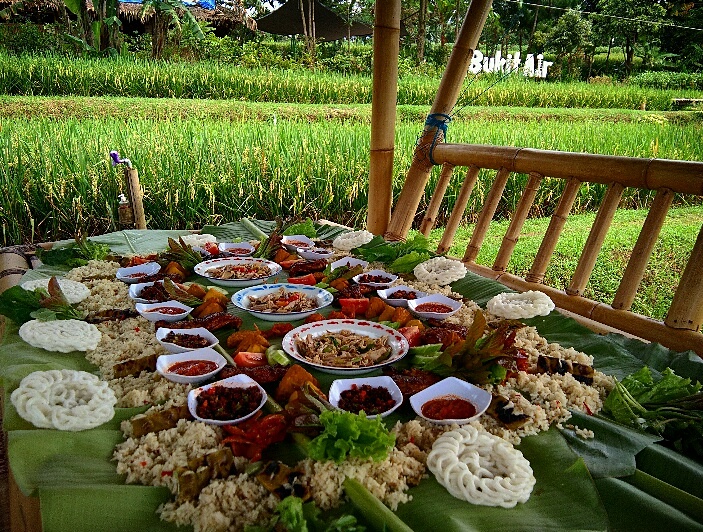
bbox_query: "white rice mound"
[78,279,133,314]
[65,260,121,284]
[109,371,190,408]
[21,278,90,304]
[88,317,164,376]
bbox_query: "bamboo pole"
[385,0,494,241]
[463,166,511,263]
[493,172,543,271]
[665,223,703,331]
[419,163,455,236]
[367,0,401,235]
[567,182,624,296]
[613,188,673,310]
[124,167,147,230]
[525,177,581,283]
[437,165,479,254]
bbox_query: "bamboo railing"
[412,143,703,355]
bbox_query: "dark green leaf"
[0,285,42,324]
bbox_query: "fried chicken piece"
[383,367,442,399]
[226,329,270,353]
[261,323,295,339]
[156,312,242,332]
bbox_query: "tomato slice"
[279,259,303,270]
[286,273,317,285]
[233,351,268,368]
[398,325,422,347]
[203,242,220,256]
[338,298,370,317]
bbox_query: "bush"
[0,23,69,56]
[628,71,703,91]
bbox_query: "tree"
[141,0,204,59]
[546,9,593,79]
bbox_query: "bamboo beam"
[385,0,493,241]
[567,182,624,296]
[419,163,455,236]
[437,165,480,254]
[613,188,673,310]
[463,166,511,263]
[665,223,703,331]
[124,167,147,230]
[493,172,543,271]
[431,144,703,195]
[367,0,401,235]
[525,177,581,283]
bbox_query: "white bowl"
[115,262,161,284]
[297,247,333,260]
[128,280,165,304]
[188,374,267,426]
[352,269,398,289]
[218,242,255,256]
[232,283,334,322]
[194,257,282,288]
[282,235,315,253]
[377,285,428,308]
[407,293,462,320]
[329,376,403,418]
[156,347,227,385]
[409,376,492,425]
[155,326,219,353]
[135,300,193,322]
[331,257,368,271]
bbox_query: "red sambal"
[148,306,187,315]
[168,359,219,376]
[196,385,263,421]
[415,303,453,314]
[421,395,477,420]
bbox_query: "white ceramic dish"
[407,293,462,320]
[282,319,409,375]
[128,280,165,304]
[218,242,256,256]
[352,269,398,289]
[331,257,368,271]
[155,326,219,354]
[194,257,282,288]
[377,285,428,308]
[329,375,403,418]
[409,376,492,425]
[188,374,267,426]
[282,235,315,253]
[156,347,226,385]
[115,262,161,284]
[297,247,333,260]
[232,283,334,322]
[135,300,193,322]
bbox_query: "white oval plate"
[281,319,409,375]
[194,257,282,288]
[155,326,219,353]
[156,347,226,385]
[135,300,193,322]
[409,376,492,425]
[377,285,428,308]
[407,293,462,320]
[128,280,165,304]
[232,283,334,322]
[188,374,267,426]
[115,262,160,284]
[329,375,403,418]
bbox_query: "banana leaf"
[203,220,348,243]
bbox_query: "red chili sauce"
[228,247,250,255]
[149,306,186,315]
[415,302,453,314]
[421,395,477,420]
[168,360,218,376]
[196,385,263,421]
[287,240,311,248]
[338,384,397,415]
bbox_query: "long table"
[2,226,703,531]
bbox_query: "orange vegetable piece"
[186,283,208,300]
[378,304,396,322]
[392,306,413,326]
[191,300,226,319]
[275,365,319,403]
[329,278,349,291]
[203,288,229,307]
[364,297,386,319]
[226,329,270,353]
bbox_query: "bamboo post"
[463,166,511,263]
[367,0,401,235]
[437,165,480,254]
[665,223,703,331]
[567,182,624,296]
[525,177,581,283]
[110,151,146,230]
[385,0,494,241]
[419,163,455,236]
[492,172,543,271]
[613,188,673,310]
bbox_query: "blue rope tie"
[424,113,452,165]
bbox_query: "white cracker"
[19,319,101,352]
[414,257,467,286]
[21,278,91,304]
[487,290,555,319]
[332,230,374,251]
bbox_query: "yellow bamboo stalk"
[125,167,147,230]
[525,177,581,283]
[493,172,543,271]
[419,163,455,236]
[463,166,511,263]
[367,0,401,235]
[666,223,703,331]
[385,0,494,241]
[613,188,673,310]
[567,182,624,296]
[437,165,479,254]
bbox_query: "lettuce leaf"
[0,285,43,324]
[283,218,317,238]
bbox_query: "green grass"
[425,206,703,321]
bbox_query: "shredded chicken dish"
[205,263,271,280]
[247,288,319,313]
[295,330,392,367]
